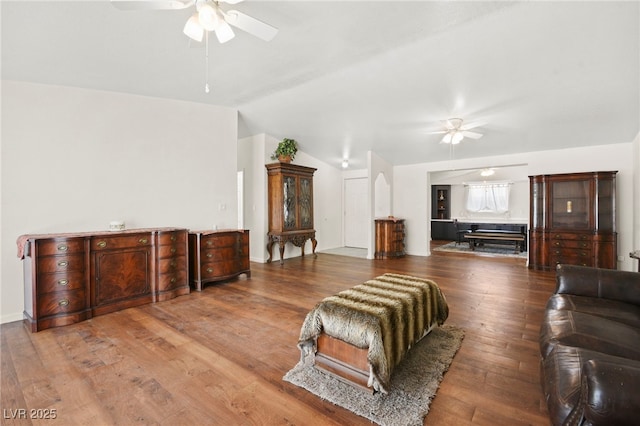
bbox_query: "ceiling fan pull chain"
[204,30,210,93]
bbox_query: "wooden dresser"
[265,163,317,264]
[188,230,250,291]
[374,218,406,259]
[19,228,189,332]
[529,171,617,270]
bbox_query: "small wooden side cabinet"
[188,230,250,291]
[19,228,189,332]
[375,218,406,259]
[265,163,317,264]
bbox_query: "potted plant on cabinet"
[271,138,298,163]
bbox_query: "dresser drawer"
[158,230,186,246]
[158,256,187,274]
[201,247,240,262]
[157,270,187,291]
[551,256,592,267]
[37,254,85,273]
[550,239,591,249]
[158,243,187,258]
[550,232,592,241]
[201,234,242,249]
[35,238,84,256]
[91,234,151,250]
[37,271,85,294]
[201,261,238,279]
[37,290,86,317]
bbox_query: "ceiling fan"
[111,0,278,44]
[431,118,484,145]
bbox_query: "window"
[466,183,511,213]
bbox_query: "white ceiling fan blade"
[462,131,483,139]
[224,10,278,41]
[110,0,193,10]
[220,0,245,4]
[460,120,486,131]
[427,130,447,135]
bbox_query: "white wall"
[394,143,637,271]
[1,81,238,323]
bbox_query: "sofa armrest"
[565,358,640,426]
[555,264,640,306]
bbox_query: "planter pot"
[278,155,292,163]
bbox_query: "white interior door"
[344,178,368,248]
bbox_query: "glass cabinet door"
[530,178,544,229]
[597,177,615,231]
[283,175,297,230]
[299,177,313,229]
[550,179,591,229]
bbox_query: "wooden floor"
[1,245,555,425]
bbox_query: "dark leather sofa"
[539,264,640,425]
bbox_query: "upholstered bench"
[297,273,449,393]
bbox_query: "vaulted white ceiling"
[2,1,639,169]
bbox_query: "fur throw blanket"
[297,273,449,393]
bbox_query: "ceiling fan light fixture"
[183,13,204,42]
[480,168,495,177]
[198,2,221,31]
[451,131,464,144]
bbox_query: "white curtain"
[466,183,510,213]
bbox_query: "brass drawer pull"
[58,260,68,267]
[206,268,213,273]
[170,260,177,268]
[57,244,68,252]
[206,241,213,246]
[58,279,69,286]
[58,299,69,307]
[139,238,148,245]
[170,247,177,253]
[170,277,177,284]
[207,253,213,258]
[170,235,177,241]
[97,241,107,248]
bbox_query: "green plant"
[271,138,298,160]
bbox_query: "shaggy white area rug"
[283,325,464,426]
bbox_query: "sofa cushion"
[546,294,640,328]
[541,344,640,426]
[540,309,640,358]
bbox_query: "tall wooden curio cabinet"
[265,163,317,264]
[529,171,617,270]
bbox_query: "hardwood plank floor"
[1,247,555,425]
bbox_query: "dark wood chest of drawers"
[20,228,189,332]
[188,230,250,291]
[375,218,406,259]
